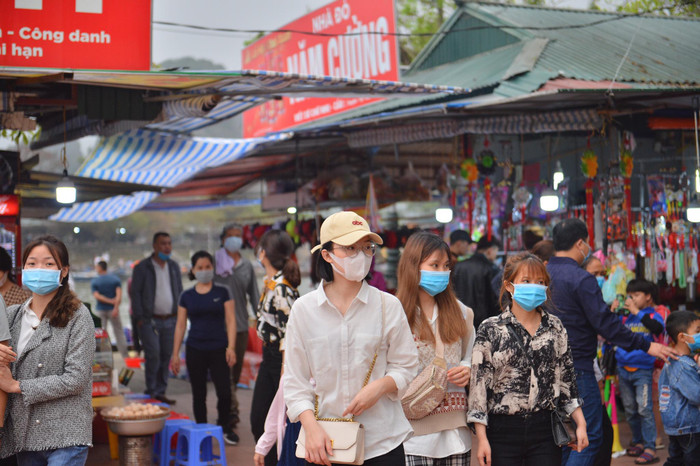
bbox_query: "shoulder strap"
[434,317,445,359]
[315,291,386,422]
[362,293,385,388]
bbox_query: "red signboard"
[242,0,398,137]
[0,0,151,70]
[0,195,19,216]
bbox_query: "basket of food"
[101,403,170,436]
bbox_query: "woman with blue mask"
[468,252,588,466]
[396,231,475,466]
[0,235,94,465]
[170,250,238,445]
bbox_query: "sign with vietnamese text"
[0,0,151,70]
[242,0,398,137]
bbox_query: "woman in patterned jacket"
[251,229,301,466]
[397,231,475,466]
[0,235,94,465]
[468,252,588,466]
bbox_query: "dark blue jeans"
[16,446,88,466]
[140,316,176,397]
[665,433,700,466]
[562,369,602,466]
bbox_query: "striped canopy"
[50,129,291,222]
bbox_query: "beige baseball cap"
[311,211,383,253]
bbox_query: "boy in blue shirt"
[617,279,665,464]
[658,310,700,466]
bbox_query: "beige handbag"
[295,295,385,465]
[401,324,448,420]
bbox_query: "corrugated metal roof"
[460,3,700,85]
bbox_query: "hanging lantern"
[621,149,634,249]
[581,148,598,246]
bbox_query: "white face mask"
[329,252,372,282]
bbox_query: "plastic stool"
[107,429,119,460]
[175,423,227,465]
[153,418,194,465]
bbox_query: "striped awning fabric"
[345,109,602,147]
[50,129,291,222]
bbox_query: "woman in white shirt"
[284,211,419,465]
[397,231,475,465]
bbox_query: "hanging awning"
[49,129,292,222]
[344,108,603,147]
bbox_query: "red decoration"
[585,179,595,246]
[624,177,633,250]
[485,178,492,241]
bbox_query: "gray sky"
[152,0,597,70]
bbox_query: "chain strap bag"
[401,322,448,420]
[505,323,577,447]
[295,294,386,465]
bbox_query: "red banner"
[0,195,19,217]
[0,0,151,70]
[242,0,398,137]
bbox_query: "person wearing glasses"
[252,230,301,466]
[284,211,419,465]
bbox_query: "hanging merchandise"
[460,158,478,231]
[620,138,634,250]
[646,176,668,216]
[581,146,598,245]
[477,136,497,176]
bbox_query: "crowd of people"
[0,213,697,466]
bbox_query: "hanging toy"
[460,159,479,183]
[477,137,496,176]
[621,146,634,249]
[582,146,598,246]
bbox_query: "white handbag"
[295,295,385,465]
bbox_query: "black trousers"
[488,411,562,466]
[229,330,249,426]
[185,345,231,429]
[251,344,283,466]
[305,443,405,466]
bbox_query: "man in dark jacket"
[546,218,676,465]
[452,237,501,329]
[130,232,182,404]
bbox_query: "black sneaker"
[224,431,239,446]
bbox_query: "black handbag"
[506,324,577,447]
[551,406,578,447]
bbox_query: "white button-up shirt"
[284,281,419,460]
[17,299,41,356]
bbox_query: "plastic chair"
[175,423,227,465]
[153,418,194,465]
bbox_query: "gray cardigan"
[1,302,95,457]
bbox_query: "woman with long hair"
[0,235,95,465]
[396,231,474,465]
[252,229,301,466]
[284,211,419,465]
[468,252,588,466]
[170,250,238,445]
[0,247,31,307]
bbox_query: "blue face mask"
[580,242,592,263]
[157,251,171,261]
[23,268,62,295]
[419,270,450,296]
[596,276,605,289]
[685,333,700,353]
[224,236,243,253]
[510,283,547,311]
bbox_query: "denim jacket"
[658,355,700,436]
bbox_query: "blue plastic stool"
[175,423,227,466]
[153,418,194,465]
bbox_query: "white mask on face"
[328,252,372,282]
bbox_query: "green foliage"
[397,0,456,65]
[0,127,41,147]
[618,0,700,16]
